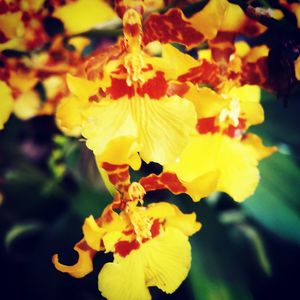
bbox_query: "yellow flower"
[0,80,14,130]
[167,133,275,202]
[56,9,197,169]
[53,183,201,300]
[165,85,276,202]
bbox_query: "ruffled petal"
[98,227,191,299]
[143,227,191,293]
[98,251,151,300]
[82,96,196,166]
[132,96,197,165]
[168,134,260,202]
[81,99,138,161]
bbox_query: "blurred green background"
[0,86,300,300]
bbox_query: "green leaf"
[189,203,253,300]
[243,152,300,244]
[5,222,44,251]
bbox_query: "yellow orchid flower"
[56,7,197,169]
[164,84,276,202]
[53,181,201,300]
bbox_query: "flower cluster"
[1,0,300,299]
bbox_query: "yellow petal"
[190,0,228,39]
[132,96,197,165]
[169,134,260,202]
[102,231,124,253]
[82,215,106,251]
[54,0,117,34]
[82,99,138,160]
[52,243,94,278]
[83,96,197,166]
[143,227,191,293]
[184,85,228,118]
[228,85,264,126]
[145,202,201,235]
[146,202,177,219]
[239,101,264,126]
[0,81,14,130]
[235,41,250,58]
[13,90,40,120]
[98,227,191,299]
[66,74,99,100]
[181,170,220,201]
[161,44,199,78]
[55,95,83,137]
[165,206,201,236]
[96,137,142,170]
[99,251,151,300]
[198,48,212,61]
[221,3,246,32]
[242,133,277,160]
[228,85,260,103]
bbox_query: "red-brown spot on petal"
[102,163,128,172]
[196,117,219,134]
[223,118,246,138]
[106,77,135,99]
[140,172,186,194]
[101,163,131,193]
[137,71,167,99]
[115,239,140,257]
[178,60,220,88]
[143,8,204,48]
[150,219,161,238]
